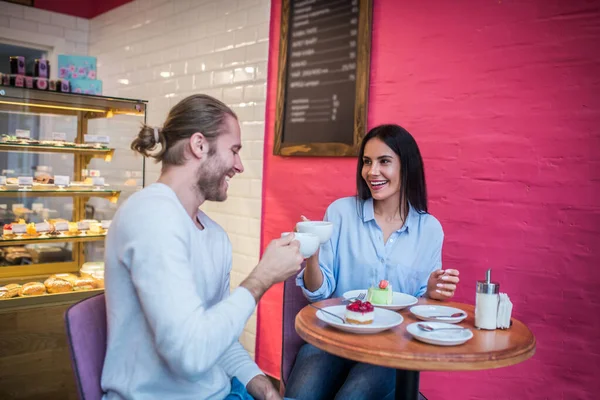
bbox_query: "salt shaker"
[475,269,499,330]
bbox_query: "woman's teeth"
[371,181,387,187]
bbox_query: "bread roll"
[18,282,47,296]
[0,283,21,299]
[44,276,74,294]
[91,270,104,288]
[49,273,78,285]
[73,277,98,291]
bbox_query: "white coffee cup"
[295,221,333,244]
[281,232,320,258]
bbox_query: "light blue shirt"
[297,196,444,301]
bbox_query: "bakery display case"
[0,86,147,309]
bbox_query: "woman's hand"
[427,269,460,300]
[293,215,310,232]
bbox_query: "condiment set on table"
[289,219,515,348]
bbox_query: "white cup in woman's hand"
[281,232,320,258]
[295,215,333,244]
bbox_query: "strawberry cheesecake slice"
[345,300,375,325]
[3,224,13,238]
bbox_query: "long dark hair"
[356,124,428,218]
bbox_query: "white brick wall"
[89,0,270,358]
[0,2,89,72]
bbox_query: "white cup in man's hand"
[281,232,320,258]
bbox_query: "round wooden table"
[295,297,536,400]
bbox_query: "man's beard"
[196,152,230,202]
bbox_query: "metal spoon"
[426,312,465,319]
[310,304,346,324]
[418,323,467,332]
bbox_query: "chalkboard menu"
[274,0,373,156]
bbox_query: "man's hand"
[241,234,303,302]
[246,375,282,400]
[427,269,460,300]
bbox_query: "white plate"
[406,322,473,346]
[315,305,403,334]
[409,305,467,324]
[342,289,418,310]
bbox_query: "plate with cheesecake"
[315,300,404,334]
[342,280,418,311]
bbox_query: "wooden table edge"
[295,314,537,372]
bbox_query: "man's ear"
[188,132,208,159]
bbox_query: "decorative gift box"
[57,55,97,80]
[69,79,102,95]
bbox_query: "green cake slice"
[367,281,393,305]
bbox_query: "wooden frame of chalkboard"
[274,0,373,157]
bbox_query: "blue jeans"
[225,377,295,400]
[284,343,395,400]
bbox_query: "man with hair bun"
[101,94,301,400]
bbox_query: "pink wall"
[257,0,600,398]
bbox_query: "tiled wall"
[0,1,89,71]
[89,0,270,357]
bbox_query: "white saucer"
[406,322,473,346]
[315,305,403,334]
[342,289,418,311]
[409,305,467,324]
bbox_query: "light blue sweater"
[101,183,262,400]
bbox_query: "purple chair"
[65,293,107,400]
[281,274,309,389]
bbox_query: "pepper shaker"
[474,269,499,330]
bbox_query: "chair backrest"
[281,272,309,386]
[64,293,107,400]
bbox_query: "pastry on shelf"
[48,219,69,233]
[80,261,104,278]
[1,246,32,264]
[2,224,14,238]
[92,271,104,288]
[46,223,61,236]
[73,276,99,291]
[0,283,21,299]
[64,222,81,236]
[0,135,18,142]
[18,282,47,297]
[89,222,105,234]
[33,175,54,184]
[39,140,77,147]
[23,223,40,238]
[44,274,74,294]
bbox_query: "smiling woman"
[357,124,428,224]
[285,124,461,400]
